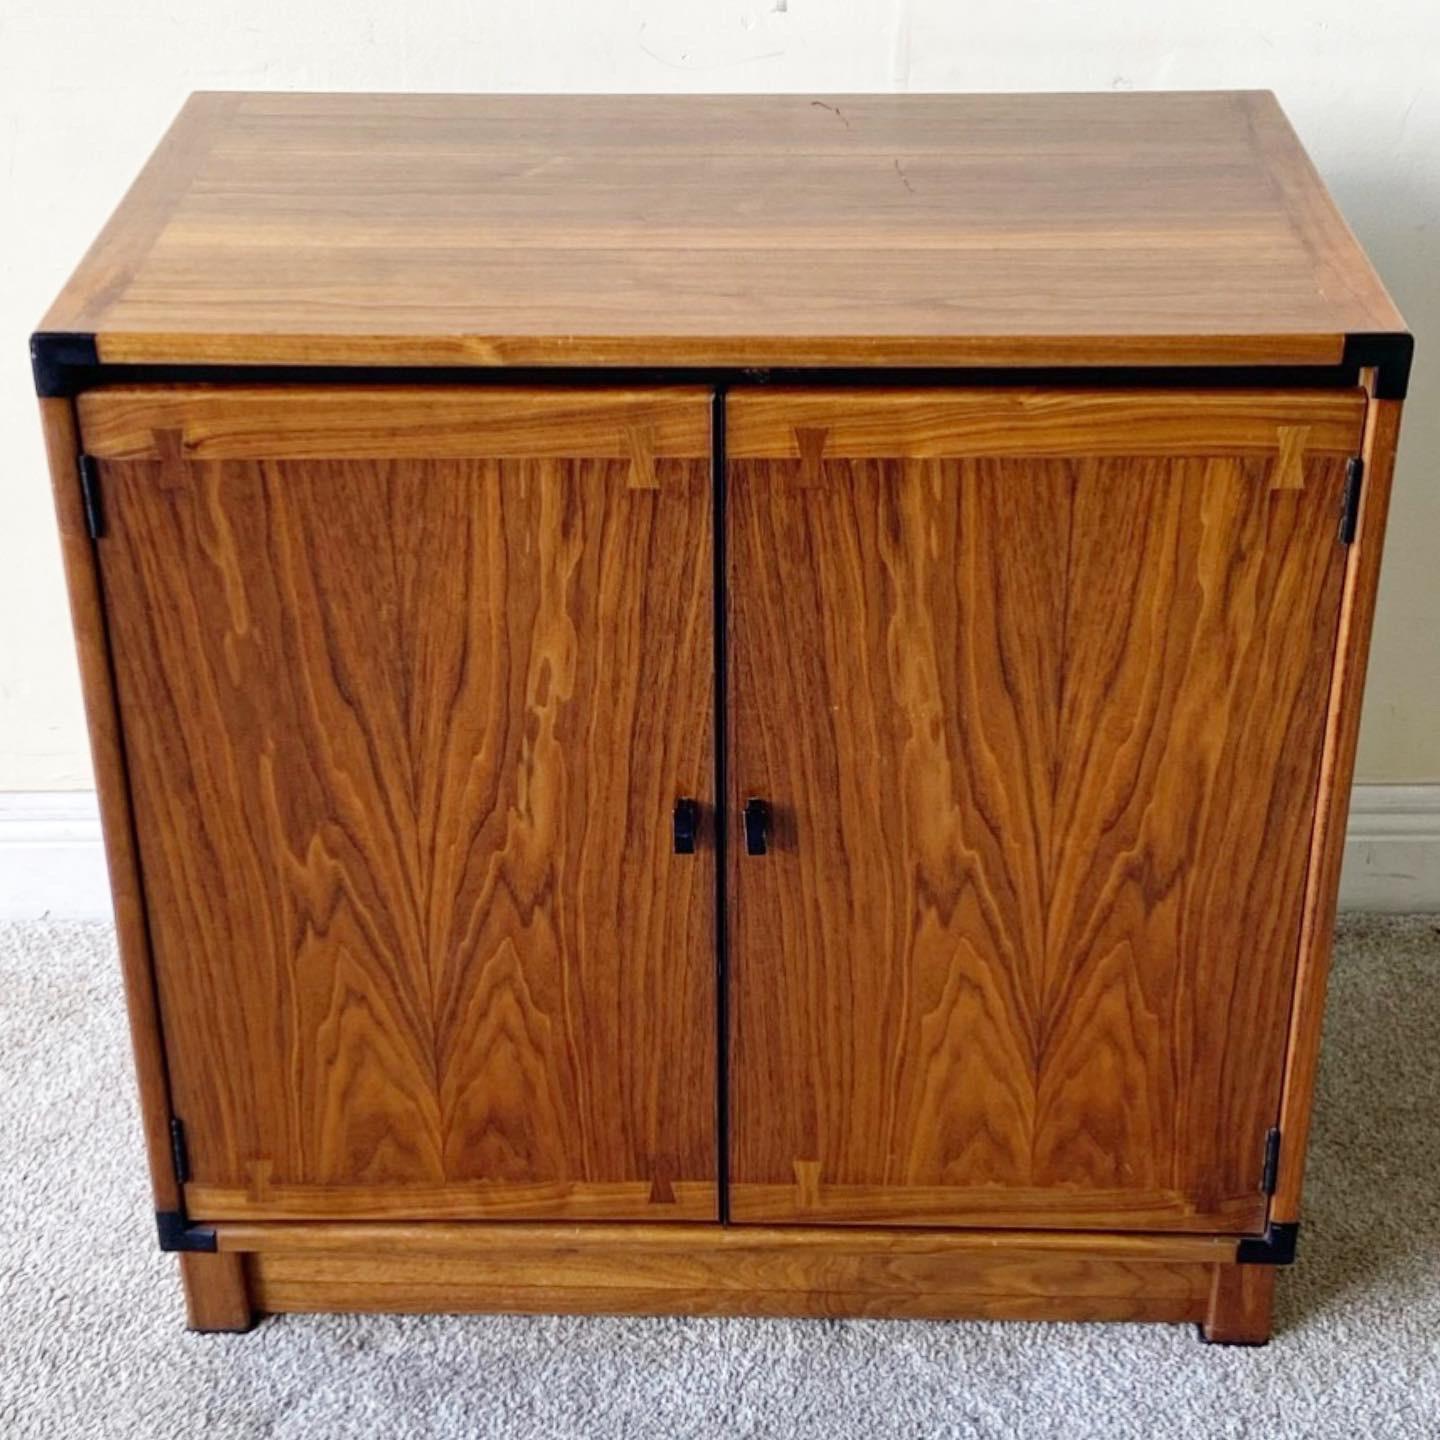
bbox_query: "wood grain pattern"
[39,87,1411,1333]
[1203,1263,1276,1345]
[726,389,1368,460]
[185,1179,717,1222]
[39,92,242,337]
[727,1184,1263,1231]
[40,91,1405,371]
[228,1222,1220,1323]
[85,386,717,1222]
[247,1265,1211,1323]
[179,1252,254,1333]
[38,397,181,1213]
[76,387,712,463]
[212,1220,1239,1263]
[727,388,1360,1231]
[1272,391,1403,1221]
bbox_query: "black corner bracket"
[1343,332,1414,401]
[155,1209,218,1254]
[30,331,99,398]
[1236,1221,1300,1266]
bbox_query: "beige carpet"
[1,916,1436,1439]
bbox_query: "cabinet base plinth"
[1200,1264,1277,1346]
[202,1222,1265,1333]
[180,1251,255,1333]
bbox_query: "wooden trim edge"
[1271,385,1405,1221]
[187,1180,720,1224]
[88,330,1352,372]
[39,396,180,1212]
[212,1220,1239,1263]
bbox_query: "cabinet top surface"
[39,90,1405,372]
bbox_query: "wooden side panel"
[85,387,717,1222]
[727,389,1359,1231]
[1272,394,1404,1220]
[39,397,180,1213]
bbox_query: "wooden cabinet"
[36,92,1411,1345]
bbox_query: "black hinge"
[170,1116,192,1185]
[156,1116,215,1252]
[1260,1126,1281,1196]
[78,454,105,539]
[1339,456,1364,545]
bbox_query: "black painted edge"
[1343,331,1414,400]
[155,1209,218,1254]
[1195,1324,1272,1348]
[1236,1221,1300,1266]
[30,331,99,397]
[24,356,1402,399]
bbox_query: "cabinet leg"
[180,1251,255,1333]
[1201,1264,1276,1346]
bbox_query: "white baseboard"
[0,791,113,920]
[2,786,1438,921]
[1340,784,1440,913]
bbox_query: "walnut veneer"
[36,91,1410,1346]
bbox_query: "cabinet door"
[82,387,717,1222]
[726,387,1365,1232]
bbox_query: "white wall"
[2,3,1436,797]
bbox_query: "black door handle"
[743,798,770,856]
[673,798,700,855]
